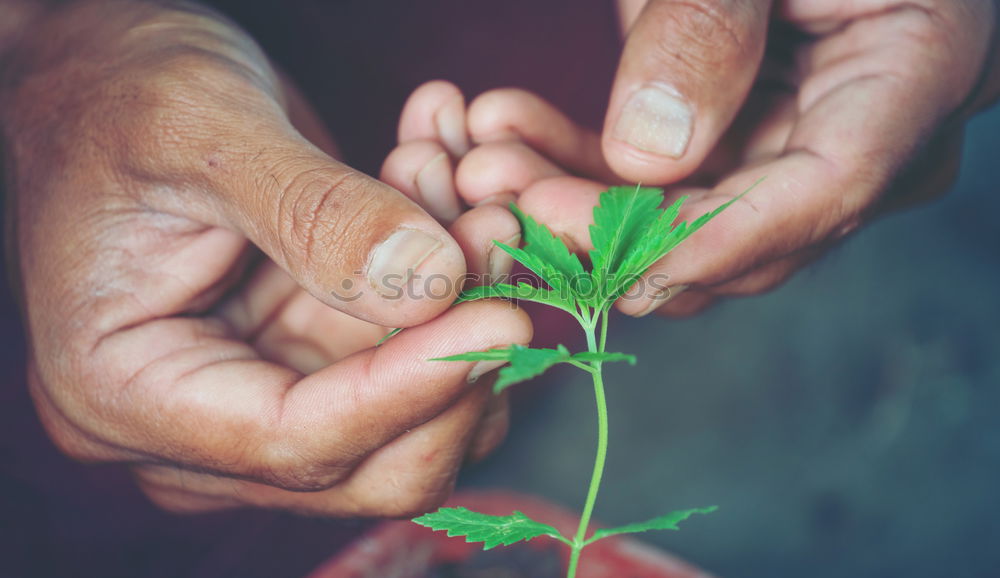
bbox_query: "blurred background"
[2,1,998,576]
[464,108,1000,577]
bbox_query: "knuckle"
[456,141,558,201]
[255,440,354,492]
[268,468,343,493]
[467,88,538,140]
[456,142,521,181]
[274,168,379,273]
[641,1,756,74]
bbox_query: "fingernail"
[487,234,520,283]
[415,152,461,222]
[435,94,470,157]
[612,84,693,158]
[368,229,442,297]
[635,284,688,317]
[467,360,508,383]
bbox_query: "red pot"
[307,491,712,578]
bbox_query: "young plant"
[411,183,754,578]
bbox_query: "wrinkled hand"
[392,0,999,316]
[2,1,528,516]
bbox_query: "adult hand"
[448,0,999,316]
[2,1,528,516]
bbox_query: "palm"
[214,256,387,375]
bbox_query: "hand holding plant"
[408,183,755,577]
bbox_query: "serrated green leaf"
[455,282,578,316]
[607,194,691,300]
[585,506,718,545]
[433,344,581,393]
[494,344,573,393]
[608,179,762,301]
[571,351,637,365]
[588,185,665,305]
[507,205,587,298]
[413,507,569,550]
[492,244,578,307]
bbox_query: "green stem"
[566,359,597,374]
[566,321,609,578]
[598,307,610,353]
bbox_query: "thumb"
[210,126,466,328]
[603,0,770,183]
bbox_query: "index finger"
[50,300,530,491]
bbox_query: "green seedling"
[409,183,756,578]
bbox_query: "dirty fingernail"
[368,229,442,297]
[487,234,520,283]
[435,94,470,157]
[415,152,461,222]
[636,284,689,317]
[612,84,693,158]
[467,360,508,383]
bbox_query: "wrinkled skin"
[1,1,528,516]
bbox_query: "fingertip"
[381,140,462,222]
[407,294,534,341]
[602,127,698,184]
[399,80,469,156]
[468,88,615,181]
[602,0,768,184]
[658,290,717,318]
[449,205,521,283]
[436,91,471,157]
[364,222,467,328]
[617,288,715,318]
[454,141,564,206]
[454,299,534,353]
[516,176,604,253]
[467,88,535,143]
[223,144,466,329]
[382,298,533,368]
[601,82,708,184]
[618,282,689,318]
[287,297,531,465]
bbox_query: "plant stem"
[566,321,610,578]
[598,307,609,353]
